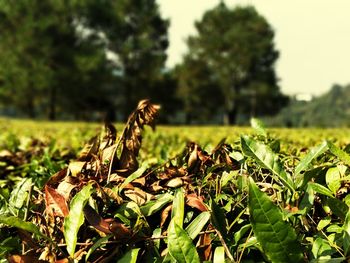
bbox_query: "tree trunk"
[26,97,35,119]
[49,86,56,120]
[223,106,238,125]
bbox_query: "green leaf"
[171,188,185,228]
[234,224,251,246]
[140,193,173,216]
[327,198,348,220]
[248,178,303,263]
[317,217,331,231]
[0,215,44,238]
[213,246,225,263]
[119,164,148,192]
[325,167,342,194]
[241,135,294,191]
[295,141,328,185]
[185,211,210,240]
[63,183,94,258]
[342,208,350,255]
[312,237,334,258]
[117,248,140,263]
[85,234,113,261]
[250,118,267,137]
[310,259,346,263]
[210,195,227,239]
[327,141,350,166]
[308,183,334,198]
[9,178,32,216]
[168,219,200,263]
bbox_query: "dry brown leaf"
[198,230,212,261]
[160,204,172,227]
[56,178,78,201]
[68,161,86,177]
[8,255,46,263]
[102,187,123,204]
[118,100,160,176]
[186,194,208,212]
[45,185,69,217]
[78,136,99,161]
[46,167,68,187]
[165,177,184,188]
[124,187,154,206]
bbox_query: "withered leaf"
[124,187,154,206]
[83,205,112,234]
[8,255,46,263]
[56,178,78,201]
[46,167,68,187]
[165,177,184,188]
[68,161,86,177]
[102,187,123,204]
[198,231,212,261]
[78,136,99,161]
[186,194,208,212]
[160,204,172,227]
[45,185,69,217]
[118,100,160,176]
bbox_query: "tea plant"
[0,104,350,262]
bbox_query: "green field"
[1,116,350,262]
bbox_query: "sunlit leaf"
[63,183,94,258]
[248,178,303,262]
[168,219,200,263]
[139,193,173,216]
[241,135,294,191]
[0,215,44,238]
[250,118,267,137]
[309,182,334,198]
[213,246,225,263]
[9,178,32,216]
[327,141,350,166]
[185,211,210,240]
[171,187,185,228]
[117,248,140,263]
[295,141,328,186]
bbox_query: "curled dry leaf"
[118,100,160,176]
[186,194,208,212]
[44,185,69,217]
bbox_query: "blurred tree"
[84,0,169,120]
[176,56,223,123]
[0,0,114,120]
[179,3,287,124]
[0,0,170,121]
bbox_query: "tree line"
[0,0,288,124]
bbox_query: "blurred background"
[0,0,349,127]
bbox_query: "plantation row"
[0,105,350,262]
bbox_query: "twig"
[215,228,235,262]
[237,228,253,263]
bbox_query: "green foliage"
[1,117,350,261]
[249,178,303,262]
[272,83,350,127]
[168,219,201,263]
[0,0,170,120]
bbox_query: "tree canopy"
[0,1,290,124]
[177,3,288,124]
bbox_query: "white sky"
[158,0,350,95]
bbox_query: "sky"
[158,0,350,96]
